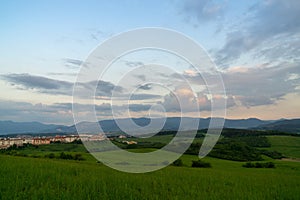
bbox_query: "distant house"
[52,135,66,143]
[78,134,106,141]
[65,135,80,143]
[51,135,79,143]
[11,138,23,146]
[32,137,51,145]
[0,138,23,149]
[0,138,10,149]
[122,140,137,145]
[22,137,33,144]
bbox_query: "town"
[0,134,137,149]
[0,135,80,149]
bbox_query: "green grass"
[265,136,300,158]
[1,134,300,199]
[118,135,204,145]
[0,154,300,200]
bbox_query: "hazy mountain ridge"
[254,119,300,133]
[0,121,65,135]
[0,117,285,135]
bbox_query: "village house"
[32,137,51,145]
[122,140,137,145]
[0,137,23,149]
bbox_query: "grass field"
[1,154,300,200]
[266,136,300,158]
[0,135,300,199]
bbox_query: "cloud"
[159,86,233,113]
[159,87,204,112]
[217,0,300,65]
[138,83,152,90]
[123,60,144,68]
[1,73,122,98]
[182,0,225,23]
[94,80,123,97]
[2,73,72,95]
[0,100,74,124]
[127,104,152,112]
[129,93,161,100]
[185,62,300,108]
[0,100,156,124]
[63,58,88,69]
[222,63,300,106]
[47,72,77,77]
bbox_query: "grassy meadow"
[0,133,300,200]
[265,136,300,158]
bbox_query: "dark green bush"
[242,162,275,168]
[243,162,254,168]
[172,159,183,166]
[191,160,211,168]
[74,153,85,161]
[45,153,55,159]
[59,152,74,160]
[255,162,263,168]
[264,162,275,168]
[259,149,284,159]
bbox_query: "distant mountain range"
[0,118,299,135]
[254,119,300,133]
[0,121,66,135]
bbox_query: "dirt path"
[281,158,300,162]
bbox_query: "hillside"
[0,121,67,135]
[1,117,296,135]
[63,117,272,134]
[255,119,300,133]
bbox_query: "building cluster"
[78,134,107,141]
[0,135,79,149]
[0,134,138,149]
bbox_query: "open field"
[0,134,300,199]
[1,154,300,200]
[265,136,300,158]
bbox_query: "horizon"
[1,116,299,127]
[1,0,299,124]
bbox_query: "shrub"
[45,153,55,159]
[74,153,85,161]
[264,162,275,168]
[259,150,284,159]
[242,162,275,168]
[191,160,211,168]
[255,162,263,168]
[71,139,82,144]
[59,152,74,160]
[172,159,183,166]
[243,162,254,168]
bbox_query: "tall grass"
[0,155,299,200]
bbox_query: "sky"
[0,0,300,125]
